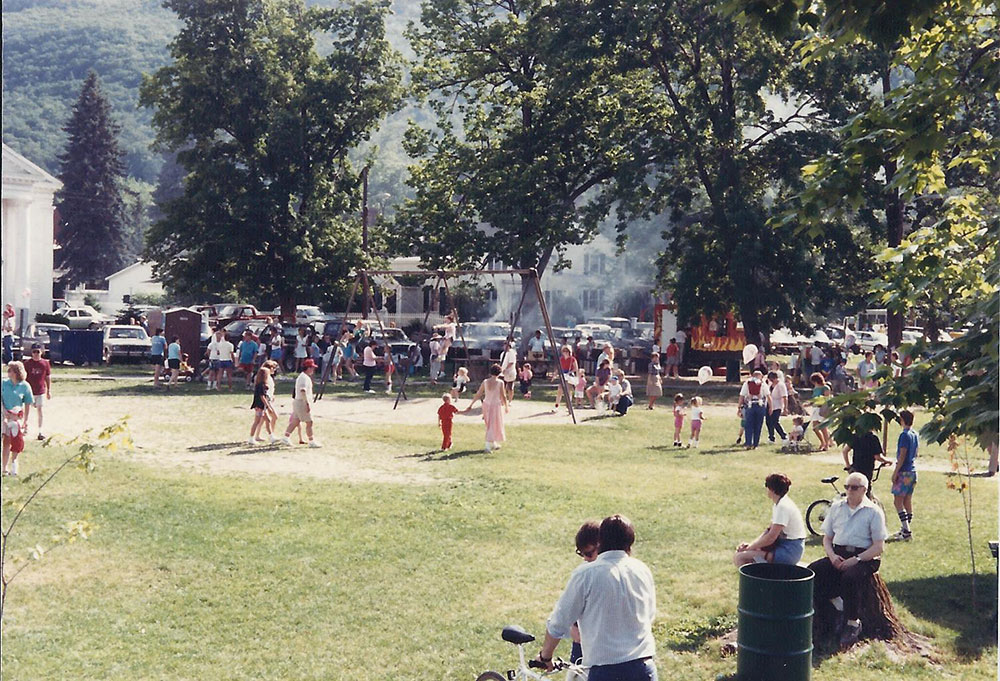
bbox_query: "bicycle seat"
[502,625,536,645]
[821,476,838,484]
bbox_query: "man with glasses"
[23,343,51,440]
[568,521,600,664]
[536,515,657,680]
[807,471,888,648]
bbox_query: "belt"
[833,545,866,557]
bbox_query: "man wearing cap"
[23,343,51,440]
[536,515,657,680]
[281,359,321,448]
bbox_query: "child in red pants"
[437,393,459,451]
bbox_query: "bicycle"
[476,625,588,681]
[805,463,887,536]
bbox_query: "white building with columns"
[2,143,61,332]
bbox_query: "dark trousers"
[746,402,767,447]
[363,366,376,391]
[808,549,880,620]
[589,657,657,681]
[766,408,787,441]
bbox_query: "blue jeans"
[746,402,767,447]
[588,657,657,681]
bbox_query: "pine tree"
[56,71,129,287]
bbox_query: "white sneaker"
[270,435,279,444]
[247,438,257,446]
[308,440,321,448]
[206,383,213,390]
[485,441,493,452]
[365,389,376,394]
[280,437,292,446]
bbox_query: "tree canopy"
[56,71,130,286]
[140,0,403,311]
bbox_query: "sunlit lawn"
[1,369,995,680]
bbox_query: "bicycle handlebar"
[529,660,548,669]
[528,658,571,671]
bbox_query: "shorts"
[168,358,181,370]
[220,360,234,369]
[150,354,164,366]
[892,470,917,496]
[295,347,307,359]
[270,348,283,360]
[292,398,312,423]
[210,359,221,370]
[32,393,45,408]
[574,390,584,399]
[665,356,680,366]
[771,537,805,565]
[239,363,254,374]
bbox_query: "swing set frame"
[315,268,577,424]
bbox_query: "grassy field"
[1,368,996,680]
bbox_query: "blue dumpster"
[49,330,103,365]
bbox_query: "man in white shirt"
[674,328,686,366]
[281,359,320,447]
[765,371,788,443]
[205,329,235,390]
[809,342,824,377]
[361,339,378,393]
[527,330,546,361]
[499,340,518,401]
[536,515,657,680]
[428,334,442,384]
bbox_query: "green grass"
[1,370,996,680]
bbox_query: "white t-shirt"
[691,407,704,421]
[768,381,787,412]
[295,334,309,358]
[771,495,806,540]
[294,371,313,402]
[528,336,546,352]
[429,339,441,361]
[363,345,377,367]
[208,338,235,361]
[675,330,686,346]
[500,349,518,381]
[809,346,823,364]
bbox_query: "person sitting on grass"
[612,369,634,416]
[586,359,612,408]
[451,366,470,401]
[787,416,806,451]
[807,471,887,649]
[734,473,806,567]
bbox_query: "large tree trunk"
[883,68,905,350]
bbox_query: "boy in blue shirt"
[890,410,919,541]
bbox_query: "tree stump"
[813,570,910,652]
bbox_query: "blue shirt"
[896,428,918,472]
[167,342,182,361]
[150,335,167,356]
[238,340,259,364]
[2,379,34,411]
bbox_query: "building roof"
[2,143,61,193]
[106,260,154,282]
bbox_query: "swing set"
[315,268,577,424]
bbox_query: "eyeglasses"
[575,548,597,559]
[844,484,866,491]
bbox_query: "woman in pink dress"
[466,364,509,452]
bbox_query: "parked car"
[223,318,270,344]
[62,305,113,329]
[103,325,152,363]
[21,322,70,357]
[855,330,889,353]
[367,327,418,364]
[195,303,240,328]
[268,305,326,324]
[215,304,262,326]
[453,322,513,360]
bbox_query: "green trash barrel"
[737,562,814,681]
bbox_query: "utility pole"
[361,164,370,254]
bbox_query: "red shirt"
[665,343,679,357]
[23,358,51,396]
[438,403,458,423]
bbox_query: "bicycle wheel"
[475,672,506,681]
[806,499,831,536]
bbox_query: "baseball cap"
[302,359,317,369]
[31,342,44,350]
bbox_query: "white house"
[105,260,163,305]
[1,143,61,332]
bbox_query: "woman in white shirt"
[733,473,806,567]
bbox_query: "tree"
[394,0,663,304]
[140,0,403,315]
[55,71,130,287]
[742,0,999,451]
[580,0,881,343]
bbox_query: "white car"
[855,330,889,353]
[268,305,326,323]
[62,305,113,329]
[103,325,152,363]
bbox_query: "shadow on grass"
[189,441,245,452]
[401,448,486,462]
[891,572,998,659]
[228,444,282,456]
[580,413,620,423]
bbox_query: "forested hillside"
[2,0,423,192]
